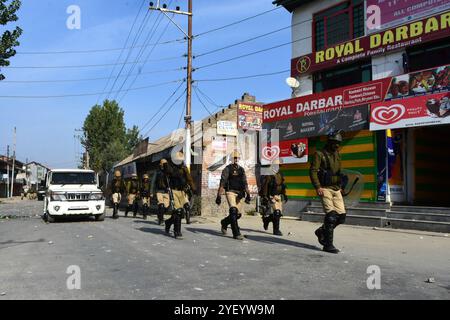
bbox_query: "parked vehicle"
[43,169,105,223]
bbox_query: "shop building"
[270,0,450,232]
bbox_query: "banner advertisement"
[260,138,309,165]
[237,102,263,131]
[217,120,238,136]
[366,0,450,33]
[291,10,450,76]
[370,91,450,130]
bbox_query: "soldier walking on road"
[260,158,287,236]
[140,174,151,220]
[163,152,196,239]
[310,131,347,254]
[216,151,251,240]
[125,173,140,218]
[110,170,125,219]
[153,159,171,225]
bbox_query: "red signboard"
[237,102,263,131]
[370,92,450,130]
[263,78,391,122]
[291,10,450,76]
[261,138,308,165]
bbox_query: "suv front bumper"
[47,200,105,216]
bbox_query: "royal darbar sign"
[291,10,450,77]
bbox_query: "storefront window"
[313,60,372,93]
[314,0,364,51]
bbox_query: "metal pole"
[6,145,10,198]
[10,127,16,198]
[185,0,193,171]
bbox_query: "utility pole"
[6,145,10,198]
[10,127,16,198]
[149,0,193,170]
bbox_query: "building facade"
[270,0,450,209]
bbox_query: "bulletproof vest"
[140,180,151,195]
[269,172,285,196]
[111,178,122,193]
[129,179,139,193]
[155,170,168,191]
[169,165,187,190]
[226,164,245,192]
[318,150,342,187]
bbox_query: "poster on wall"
[237,102,263,131]
[385,65,450,100]
[260,138,308,165]
[366,0,450,33]
[370,91,450,130]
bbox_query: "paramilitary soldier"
[153,159,171,225]
[140,173,151,220]
[216,151,251,240]
[125,173,140,218]
[309,131,347,254]
[163,152,196,239]
[260,158,287,236]
[111,170,126,219]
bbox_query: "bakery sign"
[291,10,450,77]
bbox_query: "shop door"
[414,125,450,207]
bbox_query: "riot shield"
[341,169,364,207]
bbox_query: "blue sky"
[0,0,292,168]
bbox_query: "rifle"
[342,177,360,197]
[164,174,175,211]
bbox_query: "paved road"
[0,199,449,299]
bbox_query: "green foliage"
[82,100,142,173]
[0,0,22,81]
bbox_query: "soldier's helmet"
[232,150,241,158]
[114,170,121,178]
[131,173,138,179]
[143,174,149,180]
[328,131,343,143]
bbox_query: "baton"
[342,177,360,197]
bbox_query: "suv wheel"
[45,211,55,223]
[95,213,105,221]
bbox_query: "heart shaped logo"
[262,145,280,161]
[371,104,405,125]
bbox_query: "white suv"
[44,169,105,223]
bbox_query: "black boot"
[174,209,183,239]
[183,203,191,225]
[323,212,339,254]
[142,204,148,220]
[125,205,132,217]
[273,210,283,236]
[230,207,243,240]
[262,214,272,231]
[112,203,119,219]
[221,216,230,235]
[315,226,325,246]
[157,204,165,225]
[165,214,174,234]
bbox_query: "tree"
[82,100,142,173]
[0,0,22,81]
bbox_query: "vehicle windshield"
[50,172,96,185]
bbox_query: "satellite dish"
[286,77,300,88]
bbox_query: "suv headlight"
[89,192,104,200]
[50,192,66,201]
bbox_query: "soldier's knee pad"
[273,210,282,218]
[324,212,338,226]
[183,203,190,211]
[175,208,184,217]
[229,207,239,217]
